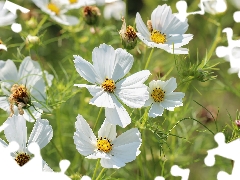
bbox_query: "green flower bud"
[119,18,137,50]
[83,6,101,25]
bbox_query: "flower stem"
[93,107,102,132]
[92,159,100,180]
[96,168,105,180]
[33,15,48,36]
[206,24,222,61]
[144,48,154,70]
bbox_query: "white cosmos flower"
[0,56,53,122]
[0,115,53,171]
[144,78,185,118]
[136,4,193,54]
[32,0,79,25]
[73,114,141,169]
[74,43,150,128]
[199,0,227,15]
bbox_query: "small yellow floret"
[47,3,60,15]
[97,137,113,153]
[151,87,165,102]
[150,30,167,44]
[69,0,78,4]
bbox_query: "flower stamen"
[97,137,113,153]
[101,78,116,93]
[150,30,167,44]
[47,3,60,15]
[15,153,31,166]
[9,84,31,116]
[151,87,165,102]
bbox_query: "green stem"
[32,15,48,35]
[26,108,36,121]
[92,159,100,180]
[93,107,103,132]
[96,168,105,180]
[144,48,154,69]
[206,24,222,61]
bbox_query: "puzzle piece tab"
[204,132,240,180]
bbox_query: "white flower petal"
[143,98,153,107]
[100,156,126,169]
[165,47,189,54]
[42,160,53,172]
[90,91,115,108]
[111,48,134,81]
[51,14,79,26]
[105,97,131,127]
[28,119,53,149]
[162,77,177,92]
[0,97,10,111]
[4,115,27,152]
[151,5,188,34]
[166,34,193,48]
[136,12,150,40]
[115,70,150,108]
[18,56,42,84]
[73,55,99,84]
[98,120,116,141]
[73,114,97,156]
[110,142,141,165]
[113,128,141,147]
[11,23,22,33]
[92,44,116,81]
[161,99,183,109]
[0,44,7,51]
[0,60,18,83]
[23,107,43,122]
[165,92,185,101]
[149,103,164,118]
[87,151,110,159]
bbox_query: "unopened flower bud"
[235,120,240,128]
[26,35,39,44]
[119,17,137,50]
[83,6,101,25]
[26,17,38,29]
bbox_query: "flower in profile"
[119,17,137,50]
[82,6,101,25]
[73,114,141,169]
[144,77,185,118]
[0,115,53,170]
[0,56,53,122]
[135,4,193,54]
[199,0,227,15]
[74,43,150,127]
[32,0,79,25]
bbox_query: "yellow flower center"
[69,0,78,3]
[97,137,113,153]
[9,84,31,116]
[15,152,31,166]
[150,30,167,44]
[151,87,165,102]
[101,78,116,93]
[47,3,60,15]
